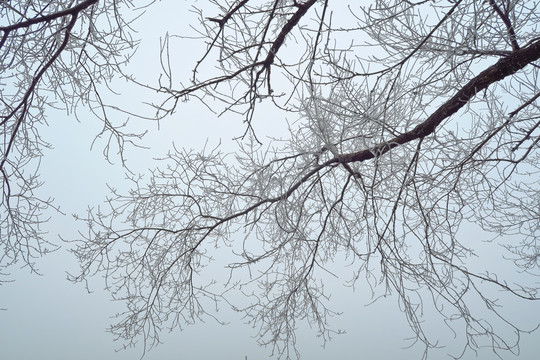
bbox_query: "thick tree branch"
[0,0,98,32]
[340,39,540,164]
[263,0,318,68]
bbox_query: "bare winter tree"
[0,0,154,278]
[27,0,539,359]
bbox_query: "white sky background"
[1,1,540,360]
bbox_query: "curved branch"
[0,0,98,32]
[340,39,540,164]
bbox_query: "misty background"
[1,1,539,360]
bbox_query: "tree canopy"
[2,1,540,359]
[1,0,146,276]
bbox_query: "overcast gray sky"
[0,101,425,360]
[1,2,540,360]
